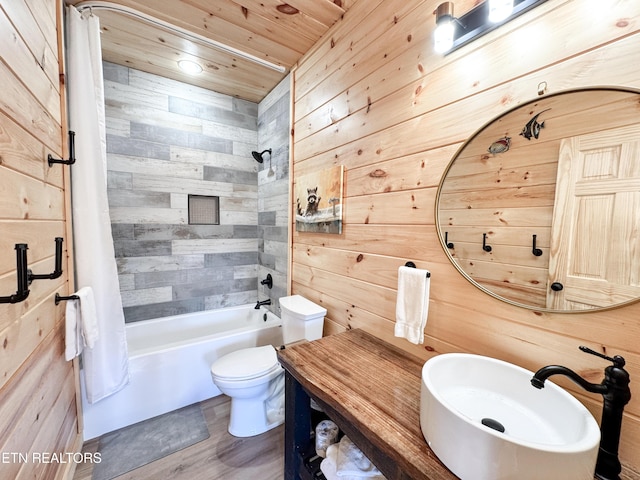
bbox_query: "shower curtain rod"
[73,1,287,73]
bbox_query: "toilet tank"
[279,295,327,344]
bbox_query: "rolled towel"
[320,444,339,480]
[336,436,385,478]
[323,444,381,480]
[316,420,339,457]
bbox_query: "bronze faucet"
[531,346,631,480]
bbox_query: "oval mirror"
[436,87,640,312]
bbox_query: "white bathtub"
[81,304,282,440]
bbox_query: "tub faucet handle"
[260,274,273,289]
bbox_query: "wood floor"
[71,394,640,480]
[72,395,284,480]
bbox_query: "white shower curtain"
[66,6,129,403]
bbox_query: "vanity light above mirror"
[435,87,640,313]
[433,0,549,54]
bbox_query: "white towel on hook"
[394,266,430,344]
[64,287,99,361]
[65,297,81,361]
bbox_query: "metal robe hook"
[0,244,30,304]
[444,232,454,249]
[48,131,76,166]
[482,233,492,252]
[537,81,548,96]
[29,237,64,282]
[531,234,543,256]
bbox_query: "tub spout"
[255,299,271,309]
[531,346,631,480]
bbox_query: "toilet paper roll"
[316,420,339,458]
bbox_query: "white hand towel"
[64,287,99,361]
[336,436,385,478]
[65,297,81,361]
[394,266,430,344]
[78,286,99,349]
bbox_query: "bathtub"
[80,304,282,440]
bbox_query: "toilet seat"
[210,345,279,381]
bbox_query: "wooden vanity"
[278,328,640,480]
[277,328,456,480]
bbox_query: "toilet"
[210,295,327,437]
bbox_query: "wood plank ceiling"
[66,0,359,103]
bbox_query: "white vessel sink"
[420,353,600,480]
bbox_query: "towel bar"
[404,261,431,278]
[55,293,79,305]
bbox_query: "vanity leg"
[284,370,312,480]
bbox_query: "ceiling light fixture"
[433,0,548,55]
[178,59,203,75]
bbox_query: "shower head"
[251,149,272,163]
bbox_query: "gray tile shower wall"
[257,75,291,311]
[103,62,260,322]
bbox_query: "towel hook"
[531,234,543,256]
[48,131,76,166]
[0,244,30,304]
[29,237,64,282]
[55,293,79,305]
[482,233,492,252]
[1,238,65,304]
[444,232,454,249]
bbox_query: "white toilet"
[210,295,327,437]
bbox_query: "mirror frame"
[435,86,640,313]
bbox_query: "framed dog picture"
[294,165,344,234]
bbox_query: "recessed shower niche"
[188,195,220,226]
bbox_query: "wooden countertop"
[277,328,456,480]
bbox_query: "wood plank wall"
[291,0,640,472]
[0,1,81,479]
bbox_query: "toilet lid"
[210,345,279,381]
